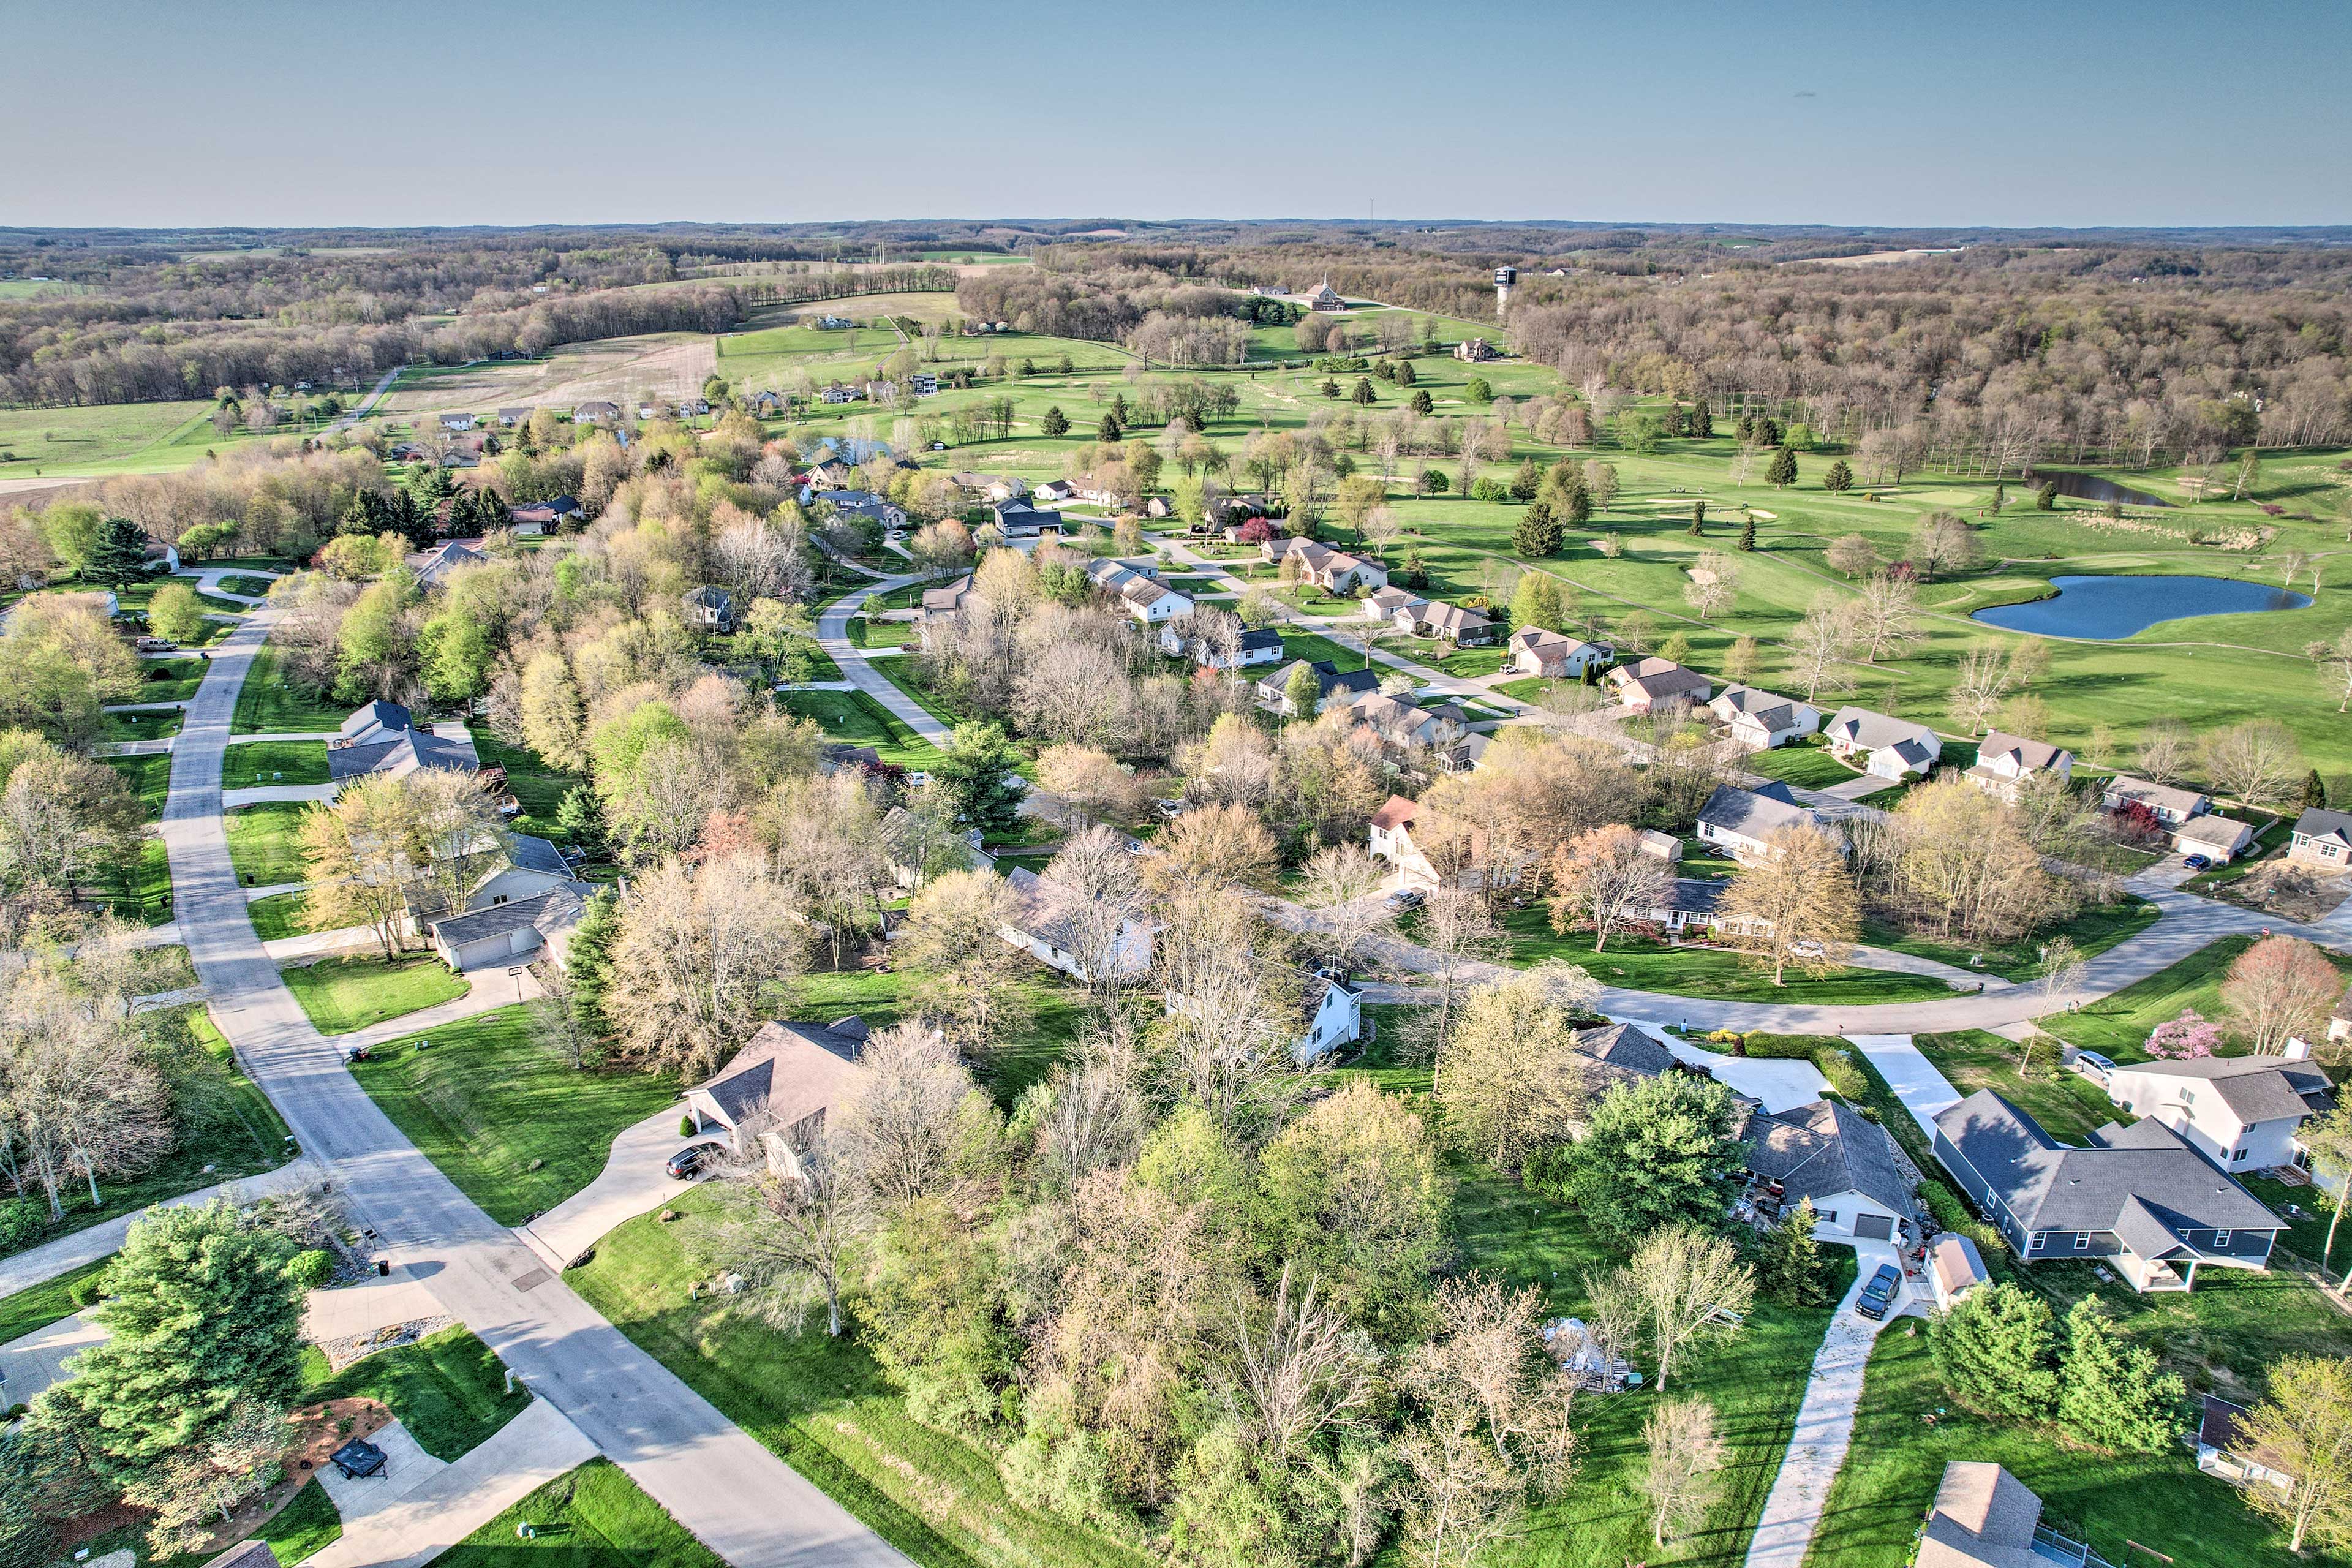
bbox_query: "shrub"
[678,1114,696,1138]
[1741,1032,1836,1060]
[0,1201,48,1253]
[285,1250,337,1291]
[1815,1047,1868,1102]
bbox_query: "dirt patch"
[315,1313,456,1372]
[2226,860,2350,922]
[372,331,715,421]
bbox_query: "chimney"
[2284,1036,2313,1061]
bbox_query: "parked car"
[665,1141,725,1180]
[1385,888,1426,914]
[1855,1263,1902,1320]
[2069,1050,2118,1088]
[2182,854,2212,870]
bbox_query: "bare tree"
[2135,717,2195,784]
[605,851,809,1077]
[835,1020,980,1215]
[1221,1263,1377,1460]
[1592,1224,1756,1392]
[1642,1397,1728,1547]
[1546,823,1671,952]
[2233,1355,2352,1555]
[1403,889,1510,1072]
[1294,842,1398,967]
[1849,572,1921,663]
[898,869,1033,1059]
[1906,511,1982,580]
[2203,719,2303,807]
[711,1120,859,1335]
[1718,824,1861,986]
[1782,597,1857,704]
[1148,884,1313,1136]
[2222,936,2343,1055]
[1947,644,2013,736]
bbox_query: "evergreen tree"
[1513,502,1564,558]
[1040,405,1069,438]
[1735,415,1756,444]
[391,489,435,549]
[1823,459,1853,492]
[1689,401,1713,438]
[86,516,154,589]
[1930,1281,2060,1423]
[2037,481,2059,511]
[1352,377,1377,405]
[1017,358,1036,378]
[416,462,456,505]
[1990,482,2008,513]
[1510,458,1541,501]
[39,1200,301,1471]
[555,783,608,858]
[1686,499,1708,537]
[935,720,1027,835]
[1537,1074,1747,1245]
[1659,405,1685,438]
[1464,377,1493,404]
[2301,769,2328,809]
[1319,378,1340,399]
[1110,393,1131,425]
[1283,661,1323,717]
[1057,353,1074,374]
[338,489,383,537]
[1096,413,1123,443]
[1757,417,1782,447]
[1765,447,1798,489]
[1395,360,1417,386]
[1562,481,1593,526]
[1757,1197,1826,1306]
[1737,518,1757,552]
[2056,1298,2183,1453]
[1403,550,1429,590]
[1409,388,1433,415]
[564,886,621,1038]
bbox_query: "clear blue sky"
[11,0,2348,229]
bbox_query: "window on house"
[2073,1232,2090,1251]
[2029,1231,2049,1251]
[2215,1231,2232,1248]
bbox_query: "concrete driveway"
[518,1107,703,1270]
[1843,1035,1964,1142]
[1607,1014,1833,1112]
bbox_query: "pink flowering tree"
[2145,1008,2223,1060]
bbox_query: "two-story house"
[1164,964,1364,1066]
[1933,1089,2285,1292]
[2101,1046,2336,1175]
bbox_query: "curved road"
[164,609,906,1567]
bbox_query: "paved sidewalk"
[518,1108,702,1269]
[224,783,338,807]
[1843,1035,1963,1142]
[303,1276,449,1342]
[0,1311,105,1402]
[1744,1242,1917,1568]
[307,1401,598,1568]
[0,1159,320,1298]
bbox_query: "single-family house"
[1453,337,1499,362]
[1270,537,1388,594]
[1917,1463,2089,1568]
[1933,1090,2285,1292]
[1365,586,1421,622]
[1823,707,1942,780]
[142,539,180,575]
[907,373,940,397]
[411,540,488,590]
[750,390,786,415]
[1966,730,2074,801]
[921,573,975,619]
[1034,479,1078,504]
[2101,774,2208,826]
[496,407,534,427]
[439,413,476,432]
[327,726,481,785]
[1000,866,1156,981]
[952,471,1027,502]
[1164,623,1284,670]
[1166,965,1363,1066]
[1571,1022,1683,1091]
[1708,685,1822,751]
[990,500,1065,538]
[1926,1232,1990,1311]
[880,807,989,892]
[1741,1098,1917,1242]
[1507,626,1610,680]
[817,489,908,530]
[681,1016,872,1171]
[2173,812,2259,864]
[572,401,621,424]
[804,458,854,490]
[338,699,412,748]
[684,584,736,633]
[426,884,585,974]
[2102,1046,2335,1175]
[1642,876,1738,935]
[1116,575,1193,625]
[1605,657,1713,712]
[1405,600,1495,646]
[1368,794,1457,889]
[2198,1395,2295,1491]
[2288,807,2352,871]
[1255,659,1381,715]
[1695,782,1822,861]
[1349,690,1469,758]
[508,503,558,536]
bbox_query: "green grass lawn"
[1911,1030,2121,1144]
[778,688,949,770]
[867,657,970,732]
[1858,894,2162,983]
[848,614,920,649]
[232,649,352,734]
[1803,1327,2331,1568]
[131,655,209,703]
[99,708,182,743]
[2037,936,2352,1061]
[796,966,1085,1110]
[279,954,469,1036]
[0,1256,115,1343]
[103,753,173,820]
[1743,742,1861,790]
[1276,628,1373,673]
[1497,905,1959,1006]
[443,1459,725,1568]
[248,891,312,943]
[300,1325,532,1461]
[347,1004,680,1224]
[257,1477,342,1566]
[95,833,174,926]
[226,801,314,886]
[224,739,329,786]
[217,574,276,597]
[470,734,585,838]
[1420,642,1507,678]
[569,1186,1158,1568]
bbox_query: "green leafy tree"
[1319,378,1340,399]
[2035,481,2059,511]
[1464,377,1493,404]
[1538,1074,1746,1245]
[1562,481,1593,526]
[39,503,105,576]
[86,517,153,590]
[861,1194,1019,1434]
[1040,405,1069,438]
[146,582,207,643]
[1765,447,1798,489]
[37,1200,301,1472]
[1283,661,1322,717]
[2056,1298,2183,1452]
[1930,1280,2060,1423]
[1510,570,1564,630]
[936,720,1027,835]
[1256,1080,1450,1343]
[1823,459,1853,492]
[563,885,620,1037]
[1513,502,1564,557]
[1420,469,1449,496]
[1756,1197,1826,1305]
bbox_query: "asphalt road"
[164,611,908,1568]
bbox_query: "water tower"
[1494,266,1517,318]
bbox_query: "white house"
[999,866,1156,981]
[1964,730,2073,802]
[1163,623,1284,670]
[1694,782,1822,861]
[1507,626,1610,680]
[1165,965,1363,1066]
[338,699,413,748]
[1823,706,1942,779]
[1368,794,1449,888]
[2102,1046,2335,1175]
[684,585,735,632]
[1365,586,1422,623]
[1117,575,1193,625]
[1707,685,1821,751]
[1604,657,1712,712]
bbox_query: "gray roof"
[1237,627,1283,655]
[1934,1090,2281,1240]
[2119,1055,2334,1124]
[340,699,411,740]
[1712,684,1809,733]
[1610,657,1711,701]
[1918,1462,2042,1568]
[693,1017,870,1132]
[427,885,582,948]
[2294,807,2352,846]
[1697,782,1815,842]
[505,833,572,878]
[414,541,488,587]
[2102,774,2207,818]
[1975,729,2069,772]
[1572,1022,1678,1090]
[685,584,732,610]
[1825,706,1938,762]
[198,1542,282,1568]
[1744,1099,1915,1218]
[328,727,480,782]
[922,573,973,613]
[1665,878,1727,916]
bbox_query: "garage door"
[1855,1214,1894,1240]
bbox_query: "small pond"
[1972,574,2312,640]
[2022,467,2172,509]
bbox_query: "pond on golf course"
[1972,575,2312,639]
[2022,468,2173,508]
